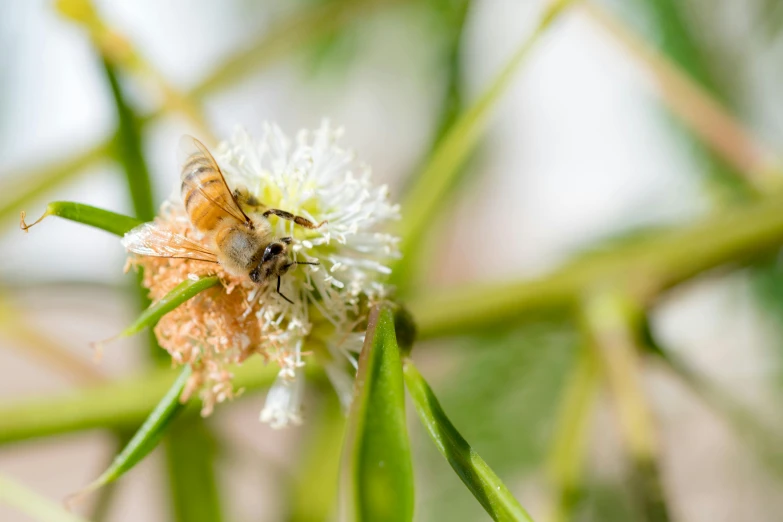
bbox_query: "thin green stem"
[393,0,575,288]
[580,288,670,522]
[623,0,757,200]
[426,0,471,150]
[116,276,221,339]
[545,347,599,522]
[102,58,155,223]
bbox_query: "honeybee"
[122,136,325,303]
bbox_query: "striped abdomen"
[181,161,236,232]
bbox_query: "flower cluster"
[126,121,400,427]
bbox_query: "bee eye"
[263,242,285,262]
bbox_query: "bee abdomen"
[181,166,226,232]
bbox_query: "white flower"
[127,121,399,428]
[214,121,400,427]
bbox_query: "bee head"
[249,240,291,284]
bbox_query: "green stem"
[0,360,285,444]
[426,0,471,149]
[409,190,783,339]
[117,276,221,338]
[580,288,670,522]
[102,59,155,223]
[393,0,575,287]
[545,348,599,522]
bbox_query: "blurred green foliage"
[2,1,783,521]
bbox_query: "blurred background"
[1,0,783,520]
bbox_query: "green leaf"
[341,305,414,522]
[20,201,141,237]
[69,366,192,501]
[0,473,90,522]
[414,324,574,522]
[403,360,534,522]
[116,276,221,339]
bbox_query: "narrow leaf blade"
[118,276,220,338]
[20,201,141,237]
[403,360,534,522]
[71,366,192,501]
[342,305,414,522]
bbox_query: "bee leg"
[276,276,294,304]
[263,209,327,229]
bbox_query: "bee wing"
[122,223,219,264]
[179,135,251,226]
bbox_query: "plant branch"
[0,360,284,444]
[581,288,669,522]
[545,347,599,522]
[409,190,783,339]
